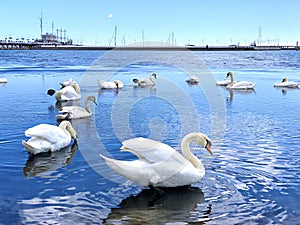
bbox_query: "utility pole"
[40,12,43,39]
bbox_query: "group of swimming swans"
[217,71,299,89]
[97,72,157,89]
[23,74,214,187]
[23,73,158,155]
[23,79,96,155]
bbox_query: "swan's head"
[151,73,157,79]
[47,89,56,96]
[114,80,121,88]
[197,133,212,155]
[88,95,97,105]
[133,78,139,84]
[184,132,213,155]
[226,71,233,78]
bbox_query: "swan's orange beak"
[205,140,213,155]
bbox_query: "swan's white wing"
[60,106,85,114]
[121,137,177,163]
[285,81,299,87]
[98,80,118,89]
[59,106,90,118]
[58,86,78,98]
[100,153,201,187]
[101,155,154,186]
[25,124,67,143]
[104,82,117,89]
[139,78,153,86]
[231,81,255,89]
[274,81,299,88]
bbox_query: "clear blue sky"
[1,0,299,46]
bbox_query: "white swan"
[47,82,81,101]
[133,72,157,87]
[186,75,199,85]
[100,132,212,187]
[97,79,124,89]
[22,121,77,155]
[273,77,299,88]
[56,95,97,120]
[226,71,256,89]
[0,77,8,83]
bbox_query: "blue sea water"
[0,49,300,224]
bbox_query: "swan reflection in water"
[104,186,212,224]
[274,86,299,95]
[23,144,78,178]
[226,88,256,104]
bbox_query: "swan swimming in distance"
[0,77,8,83]
[133,72,157,87]
[225,71,256,89]
[56,95,97,120]
[273,77,299,88]
[47,81,81,101]
[100,132,212,187]
[22,121,77,155]
[97,79,124,89]
[185,75,199,85]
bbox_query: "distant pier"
[0,41,298,51]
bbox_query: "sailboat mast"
[114,26,117,46]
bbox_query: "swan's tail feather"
[97,79,106,88]
[56,112,71,120]
[22,140,32,150]
[22,140,38,154]
[100,154,151,186]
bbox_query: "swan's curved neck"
[59,122,76,139]
[84,97,92,113]
[228,73,234,83]
[72,84,81,94]
[181,134,203,169]
[59,122,71,137]
[149,75,156,84]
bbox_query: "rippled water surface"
[0,49,300,224]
